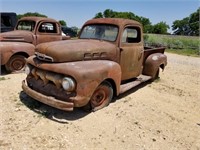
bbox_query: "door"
[120,26,144,81]
[36,22,62,45]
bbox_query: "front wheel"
[83,81,113,112]
[5,55,26,73]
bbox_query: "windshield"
[80,24,118,42]
[16,20,36,31]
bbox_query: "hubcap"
[91,89,106,106]
[12,59,25,70]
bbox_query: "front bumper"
[22,80,74,111]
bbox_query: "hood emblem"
[35,52,54,62]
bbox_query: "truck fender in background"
[142,53,167,78]
[0,42,35,65]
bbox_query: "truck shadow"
[0,66,7,75]
[113,80,153,101]
[0,66,24,75]
[19,80,154,123]
[19,91,90,123]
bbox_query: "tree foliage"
[17,12,47,19]
[172,8,199,36]
[151,22,169,34]
[94,9,169,34]
[59,20,67,26]
[94,12,103,18]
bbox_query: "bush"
[144,34,199,56]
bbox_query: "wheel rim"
[91,88,107,107]
[11,59,25,71]
[90,82,113,111]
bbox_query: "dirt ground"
[0,52,200,150]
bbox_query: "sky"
[0,0,199,33]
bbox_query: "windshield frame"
[79,24,119,42]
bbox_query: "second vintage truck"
[0,16,70,73]
[22,18,167,111]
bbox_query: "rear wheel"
[83,81,113,112]
[5,55,26,73]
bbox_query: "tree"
[94,9,172,34]
[17,12,47,19]
[103,9,115,18]
[172,18,189,35]
[172,8,199,36]
[188,8,199,36]
[94,12,103,18]
[152,22,169,34]
[59,20,67,26]
[138,17,152,33]
[94,9,154,33]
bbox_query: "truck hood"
[35,39,118,62]
[0,30,34,43]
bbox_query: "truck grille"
[27,67,76,102]
[30,67,63,88]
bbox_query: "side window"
[38,22,57,33]
[122,27,141,43]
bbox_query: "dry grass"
[144,34,200,56]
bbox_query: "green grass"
[144,34,200,57]
[0,77,6,81]
[166,49,199,57]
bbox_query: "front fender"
[143,53,167,77]
[0,42,35,65]
[27,56,121,107]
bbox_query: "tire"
[84,81,113,112]
[5,55,26,73]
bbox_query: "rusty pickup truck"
[0,16,70,73]
[22,18,167,111]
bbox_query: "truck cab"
[79,19,144,81]
[22,18,167,111]
[0,17,70,73]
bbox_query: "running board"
[119,75,152,94]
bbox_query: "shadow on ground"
[0,66,24,75]
[114,80,153,101]
[0,66,7,75]
[19,91,90,123]
[19,79,156,123]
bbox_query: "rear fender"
[143,53,167,78]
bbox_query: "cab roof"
[19,17,58,23]
[83,18,142,28]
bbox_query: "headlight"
[62,77,76,91]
